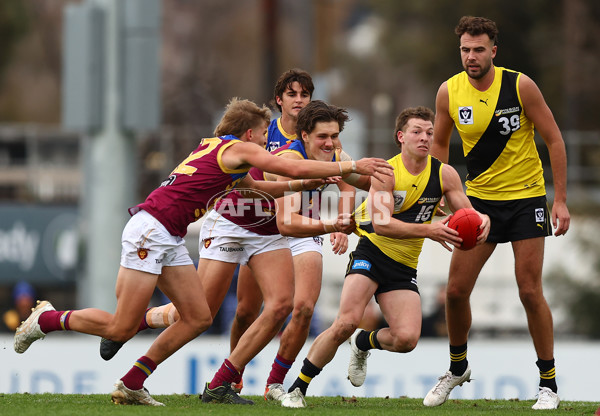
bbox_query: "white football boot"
[14,300,55,353]
[347,328,370,387]
[423,366,472,407]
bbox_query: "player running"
[13,98,392,406]
[279,106,489,408]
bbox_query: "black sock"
[449,343,468,376]
[536,358,557,393]
[288,358,321,396]
[356,329,383,351]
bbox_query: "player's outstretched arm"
[237,175,339,200]
[275,191,355,238]
[336,149,373,191]
[223,142,393,179]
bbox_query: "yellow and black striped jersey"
[447,66,545,200]
[354,154,443,269]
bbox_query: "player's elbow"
[277,225,294,236]
[276,219,295,236]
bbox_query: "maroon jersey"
[215,166,279,235]
[216,140,337,235]
[131,136,249,237]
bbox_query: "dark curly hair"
[455,16,499,45]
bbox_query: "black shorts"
[345,237,419,296]
[469,195,552,244]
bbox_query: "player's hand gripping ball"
[448,208,482,250]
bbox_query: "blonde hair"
[214,97,272,139]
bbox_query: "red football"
[447,208,482,250]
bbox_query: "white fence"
[0,335,596,402]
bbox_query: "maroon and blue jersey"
[272,140,335,220]
[130,135,249,237]
[266,117,296,152]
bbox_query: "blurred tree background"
[1,0,598,194]
[1,0,598,131]
[547,220,600,339]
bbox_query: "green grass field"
[0,394,597,416]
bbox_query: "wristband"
[338,162,343,175]
[288,180,304,192]
[351,160,357,172]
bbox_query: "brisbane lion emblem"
[137,248,149,260]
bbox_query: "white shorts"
[120,210,194,275]
[199,210,290,265]
[288,236,324,257]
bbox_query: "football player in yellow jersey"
[424,16,570,410]
[280,106,490,408]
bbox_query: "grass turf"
[0,394,597,416]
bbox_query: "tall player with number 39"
[424,16,570,410]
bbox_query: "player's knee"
[331,320,356,344]
[264,298,293,323]
[192,314,213,334]
[389,330,419,353]
[107,324,138,343]
[292,301,315,322]
[180,310,212,334]
[445,284,467,304]
[235,303,260,326]
[518,285,544,308]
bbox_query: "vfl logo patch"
[458,106,473,125]
[535,208,545,223]
[137,248,149,260]
[352,260,372,271]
